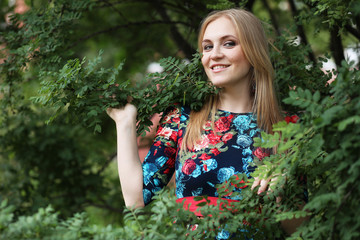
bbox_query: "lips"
[210,64,229,72]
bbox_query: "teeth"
[212,65,227,70]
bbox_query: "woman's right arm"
[107,104,145,208]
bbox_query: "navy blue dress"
[142,106,268,205]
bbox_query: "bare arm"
[107,104,145,208]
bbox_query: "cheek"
[201,55,208,67]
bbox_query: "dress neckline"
[217,108,253,115]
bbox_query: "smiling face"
[201,17,252,90]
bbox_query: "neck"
[217,85,253,113]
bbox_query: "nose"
[210,45,223,59]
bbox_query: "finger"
[258,179,270,194]
[251,177,261,190]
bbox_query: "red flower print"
[158,127,173,139]
[172,117,180,124]
[154,141,161,147]
[199,153,211,160]
[222,132,234,143]
[165,156,175,169]
[285,115,300,124]
[203,164,208,171]
[178,129,183,137]
[178,137,183,146]
[163,108,180,123]
[164,147,176,157]
[170,131,178,142]
[214,116,231,132]
[227,114,234,121]
[203,120,212,129]
[210,148,221,156]
[253,147,270,161]
[182,159,196,175]
[193,135,209,151]
[208,132,222,145]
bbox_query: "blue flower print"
[192,187,203,196]
[176,180,186,198]
[207,181,215,188]
[204,158,218,172]
[144,151,151,161]
[155,156,167,168]
[180,114,187,122]
[243,163,250,175]
[217,229,231,239]
[143,163,158,185]
[249,122,257,129]
[242,155,253,164]
[249,129,259,138]
[143,189,152,204]
[242,148,252,157]
[153,178,161,187]
[180,107,189,121]
[236,134,253,148]
[152,186,162,194]
[217,167,235,182]
[190,165,202,178]
[233,115,251,132]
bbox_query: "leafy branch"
[32,51,217,135]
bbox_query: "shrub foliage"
[1,0,359,239]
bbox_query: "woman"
[107,8,301,236]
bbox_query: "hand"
[251,176,282,203]
[106,103,137,125]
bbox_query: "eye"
[203,44,213,51]
[224,41,236,47]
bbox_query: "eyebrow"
[202,34,238,44]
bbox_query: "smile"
[211,65,229,70]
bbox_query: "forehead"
[202,17,238,41]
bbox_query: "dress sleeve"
[142,106,180,205]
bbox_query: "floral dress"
[142,105,267,205]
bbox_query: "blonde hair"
[182,9,282,151]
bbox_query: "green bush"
[1,0,359,239]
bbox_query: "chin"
[209,79,228,88]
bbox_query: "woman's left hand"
[251,176,281,203]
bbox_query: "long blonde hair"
[182,9,282,151]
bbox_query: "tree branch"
[69,20,192,49]
[245,0,256,11]
[330,26,345,67]
[261,0,281,37]
[288,0,316,64]
[153,0,196,59]
[96,152,117,175]
[345,24,360,41]
[97,0,129,23]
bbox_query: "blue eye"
[224,41,236,47]
[203,45,213,51]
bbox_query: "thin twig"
[69,20,191,49]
